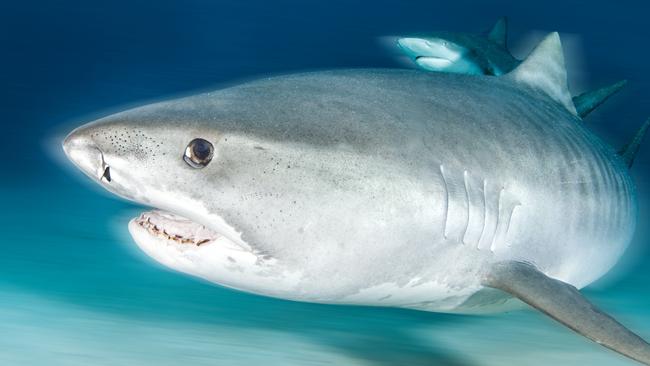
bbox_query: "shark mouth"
[132,210,223,248]
[415,55,454,67]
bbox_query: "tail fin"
[483,261,650,365]
[573,80,627,118]
[619,118,650,168]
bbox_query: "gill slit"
[439,164,449,239]
[461,170,471,245]
[476,178,488,249]
[489,187,505,252]
[504,202,521,247]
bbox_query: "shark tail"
[573,80,628,118]
[619,118,650,168]
[483,261,650,365]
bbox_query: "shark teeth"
[134,210,218,247]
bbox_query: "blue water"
[2,1,649,365]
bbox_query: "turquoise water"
[4,174,650,365]
[2,0,650,364]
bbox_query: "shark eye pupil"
[192,140,211,159]
[184,138,214,168]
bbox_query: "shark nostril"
[102,166,111,182]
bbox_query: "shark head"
[62,101,311,299]
[397,36,486,75]
[61,83,447,304]
[396,18,516,76]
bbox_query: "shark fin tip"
[487,16,508,49]
[620,118,650,168]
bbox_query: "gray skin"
[63,33,648,363]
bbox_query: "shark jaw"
[131,210,235,249]
[126,208,284,290]
[127,209,257,270]
[127,208,305,299]
[398,37,464,62]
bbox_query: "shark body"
[63,33,650,363]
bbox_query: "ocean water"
[2,1,649,365]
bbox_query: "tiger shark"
[396,17,627,118]
[63,33,650,364]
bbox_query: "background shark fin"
[483,261,650,365]
[487,17,508,49]
[573,80,628,118]
[506,32,577,116]
[619,118,650,167]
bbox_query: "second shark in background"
[396,17,626,119]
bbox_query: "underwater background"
[1,0,649,365]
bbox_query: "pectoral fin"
[482,261,650,365]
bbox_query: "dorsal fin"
[506,32,577,116]
[487,17,508,48]
[619,118,650,168]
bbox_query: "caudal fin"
[573,80,627,118]
[483,261,650,365]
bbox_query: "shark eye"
[184,138,214,168]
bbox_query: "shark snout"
[63,127,110,183]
